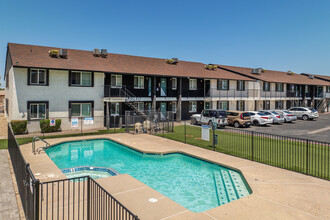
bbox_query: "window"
[172,101,176,113]
[237,101,245,111]
[134,76,144,89]
[327,86,330,93]
[189,101,197,112]
[70,71,92,86]
[189,79,197,90]
[110,103,120,115]
[111,75,122,88]
[276,83,284,92]
[217,79,229,90]
[29,69,47,85]
[263,82,270,91]
[69,101,94,118]
[237,81,245,91]
[27,101,48,120]
[172,78,177,90]
[218,101,229,110]
[263,100,270,110]
[137,102,144,111]
[275,101,283,109]
[204,102,210,109]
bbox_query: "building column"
[152,76,157,112]
[106,102,110,129]
[176,78,182,121]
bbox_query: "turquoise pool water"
[46,139,251,212]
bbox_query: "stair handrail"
[32,136,51,154]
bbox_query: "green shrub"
[11,120,27,135]
[40,119,61,133]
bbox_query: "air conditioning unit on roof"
[101,49,108,58]
[59,49,67,58]
[251,68,263,75]
[309,75,314,79]
[93,49,100,57]
[172,58,178,63]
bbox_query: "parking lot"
[235,113,330,142]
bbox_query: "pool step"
[213,169,250,205]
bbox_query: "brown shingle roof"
[309,74,330,82]
[8,43,252,81]
[219,65,330,86]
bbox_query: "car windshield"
[249,113,255,115]
[257,113,266,116]
[242,113,250,117]
[217,111,227,118]
[283,111,291,114]
[271,111,279,115]
[309,108,317,112]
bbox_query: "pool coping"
[19,133,330,220]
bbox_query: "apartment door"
[160,78,167,96]
[317,86,323,97]
[160,102,167,119]
[205,80,210,97]
[148,78,152,96]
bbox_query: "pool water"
[46,139,251,212]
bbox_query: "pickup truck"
[190,109,228,128]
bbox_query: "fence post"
[184,121,186,143]
[34,179,40,220]
[87,177,91,220]
[306,139,309,175]
[251,131,254,161]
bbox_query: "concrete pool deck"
[20,134,330,219]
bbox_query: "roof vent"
[205,64,218,70]
[251,68,263,75]
[93,49,100,57]
[101,49,108,58]
[287,70,293,75]
[59,49,68,58]
[165,58,178,64]
[49,49,59,58]
[309,75,314,79]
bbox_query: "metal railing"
[32,136,51,154]
[40,176,139,220]
[155,122,330,180]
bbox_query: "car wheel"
[191,118,196,125]
[234,121,240,128]
[302,115,309,120]
[253,120,260,126]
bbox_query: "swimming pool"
[46,139,251,212]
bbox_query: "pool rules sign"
[201,124,210,141]
[50,119,56,126]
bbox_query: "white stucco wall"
[9,68,105,132]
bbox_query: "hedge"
[40,119,61,133]
[11,120,27,135]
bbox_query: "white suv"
[247,111,273,126]
[288,107,319,120]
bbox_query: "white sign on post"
[201,124,210,141]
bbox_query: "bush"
[11,120,27,135]
[40,119,61,133]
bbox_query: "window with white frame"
[217,80,229,90]
[172,101,176,113]
[30,69,47,85]
[30,103,46,119]
[276,83,284,92]
[172,78,177,90]
[189,101,197,112]
[110,102,120,115]
[111,75,122,88]
[70,71,92,86]
[189,79,197,90]
[218,101,229,110]
[71,103,92,117]
[137,102,144,111]
[237,81,245,91]
[134,76,144,89]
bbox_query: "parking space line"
[307,126,330,134]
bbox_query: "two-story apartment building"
[218,65,330,111]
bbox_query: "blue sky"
[1,0,330,87]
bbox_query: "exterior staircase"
[316,98,330,113]
[121,86,148,120]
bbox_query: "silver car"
[247,111,273,126]
[288,107,319,120]
[273,110,297,123]
[259,110,285,124]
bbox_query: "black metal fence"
[40,176,139,220]
[157,122,330,180]
[8,124,39,220]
